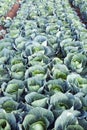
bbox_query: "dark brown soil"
[1,0,87,40]
[6,3,20,18]
[69,1,87,27]
[0,0,21,40]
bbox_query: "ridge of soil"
[69,1,87,28]
[1,0,87,40]
[0,0,21,40]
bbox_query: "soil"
[1,0,87,40]
[69,1,87,27]
[0,0,21,40]
[6,3,20,18]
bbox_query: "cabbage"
[0,0,87,130]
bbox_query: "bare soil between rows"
[0,0,21,40]
[0,1,87,40]
[69,1,87,28]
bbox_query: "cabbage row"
[0,0,87,130]
[69,0,87,23]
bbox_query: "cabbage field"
[0,0,87,130]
